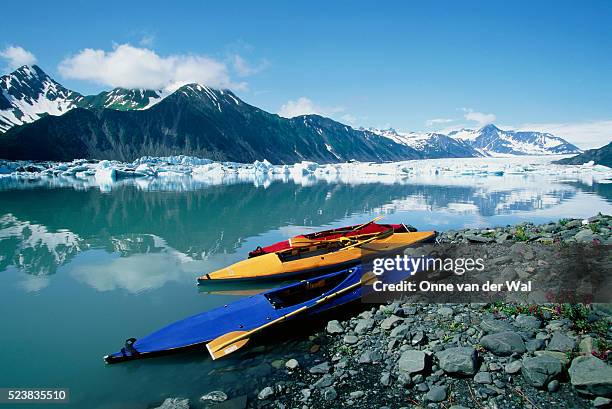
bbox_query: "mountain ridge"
[0,65,583,163]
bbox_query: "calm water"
[1,173,611,408]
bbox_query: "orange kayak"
[198,230,436,283]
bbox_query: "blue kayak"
[104,266,366,363]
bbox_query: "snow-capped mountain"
[449,124,581,156]
[367,128,484,158]
[81,88,169,111]
[0,65,583,161]
[0,65,84,132]
[0,65,170,133]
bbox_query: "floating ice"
[0,155,610,192]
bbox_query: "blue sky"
[1,0,611,147]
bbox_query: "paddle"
[289,230,382,247]
[336,227,394,252]
[289,216,386,247]
[206,271,377,360]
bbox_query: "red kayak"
[248,219,416,258]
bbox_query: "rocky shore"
[154,215,611,409]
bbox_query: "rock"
[309,361,330,374]
[426,385,447,402]
[480,331,526,356]
[326,320,344,334]
[398,350,427,375]
[515,314,542,330]
[438,307,454,318]
[285,358,299,370]
[390,323,409,338]
[271,359,284,369]
[436,347,478,375]
[594,397,612,408]
[349,390,364,399]
[381,315,403,330]
[343,335,359,345]
[313,374,334,388]
[547,332,576,352]
[480,318,517,334]
[301,388,311,401]
[548,379,560,392]
[449,406,470,409]
[323,387,337,401]
[380,372,391,386]
[200,391,227,402]
[505,360,522,374]
[153,398,189,409]
[411,330,426,346]
[354,318,375,334]
[258,387,274,400]
[466,233,493,243]
[526,338,546,352]
[474,371,492,384]
[579,336,595,355]
[575,229,599,243]
[568,356,612,397]
[534,350,570,366]
[522,355,563,388]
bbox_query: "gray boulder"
[481,331,526,356]
[354,318,375,334]
[547,332,576,352]
[313,374,334,388]
[480,318,517,333]
[309,361,330,374]
[398,350,427,375]
[522,355,563,388]
[568,356,612,397]
[474,371,492,384]
[515,314,542,330]
[426,385,447,402]
[381,315,403,330]
[436,347,478,375]
[326,320,344,334]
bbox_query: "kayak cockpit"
[264,270,352,309]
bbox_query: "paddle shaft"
[210,272,375,354]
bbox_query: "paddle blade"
[206,331,250,360]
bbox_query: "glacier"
[0,155,610,192]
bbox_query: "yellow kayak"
[197,230,436,283]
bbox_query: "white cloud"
[278,97,344,118]
[462,108,496,125]
[0,46,37,70]
[425,118,454,126]
[58,43,246,91]
[515,120,612,149]
[232,54,269,77]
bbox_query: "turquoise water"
[0,175,610,408]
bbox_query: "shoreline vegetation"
[152,215,611,409]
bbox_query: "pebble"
[258,387,274,400]
[199,391,227,402]
[285,358,299,370]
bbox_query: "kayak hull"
[198,230,436,283]
[105,267,364,364]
